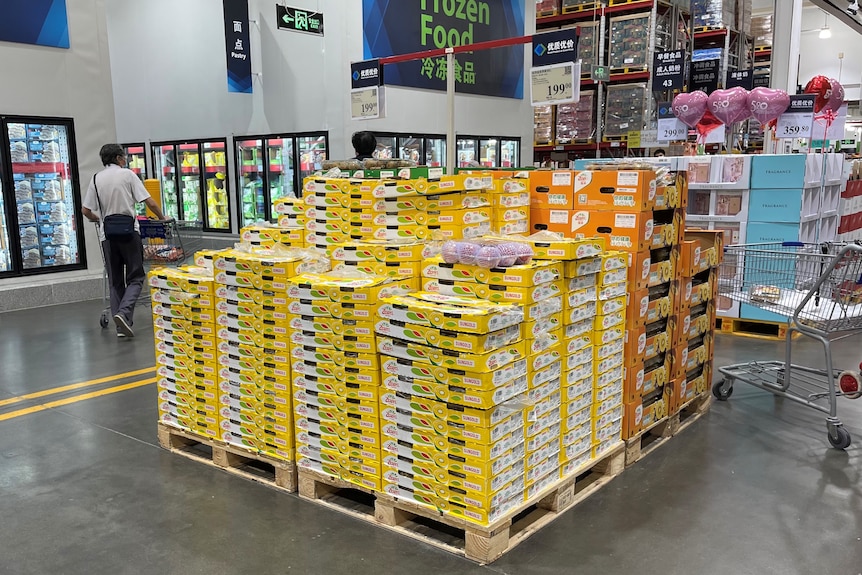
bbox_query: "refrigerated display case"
[425,137,446,167]
[0,116,85,276]
[235,135,298,226]
[374,135,396,159]
[479,139,498,167]
[501,139,520,168]
[123,143,148,216]
[457,138,478,167]
[297,133,328,183]
[152,139,231,232]
[398,137,422,164]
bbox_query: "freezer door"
[123,144,147,216]
[424,138,446,168]
[236,138,265,227]
[479,138,498,168]
[457,138,477,167]
[0,150,12,273]
[202,140,229,230]
[267,137,296,217]
[375,136,396,159]
[153,144,180,220]
[9,121,81,270]
[398,137,422,164]
[500,139,520,168]
[297,135,327,183]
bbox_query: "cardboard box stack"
[489,175,531,237]
[151,265,219,438]
[241,197,308,250]
[213,248,324,461]
[667,230,723,415]
[289,272,418,491]
[529,166,691,440]
[302,174,495,253]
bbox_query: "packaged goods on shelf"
[604,84,647,138]
[691,0,736,29]
[556,90,595,145]
[536,0,559,16]
[572,22,598,67]
[608,13,651,71]
[752,14,772,47]
[737,0,751,35]
[534,106,554,145]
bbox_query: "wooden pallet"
[536,8,560,17]
[157,422,297,493]
[694,25,730,34]
[609,66,649,76]
[715,317,794,340]
[295,444,624,564]
[602,134,628,142]
[562,1,600,13]
[556,139,595,146]
[624,416,673,467]
[668,391,712,436]
[607,0,652,6]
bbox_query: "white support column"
[446,49,456,173]
[771,0,803,93]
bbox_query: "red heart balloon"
[696,110,723,139]
[804,75,831,113]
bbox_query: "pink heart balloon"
[708,87,750,125]
[747,87,790,124]
[673,91,709,128]
[825,78,845,112]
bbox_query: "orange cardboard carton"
[572,169,657,212]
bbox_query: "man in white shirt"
[82,144,169,338]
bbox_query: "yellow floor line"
[0,366,155,408]
[0,377,156,422]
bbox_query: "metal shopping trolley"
[715,241,862,449]
[98,219,189,328]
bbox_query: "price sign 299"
[531,62,581,107]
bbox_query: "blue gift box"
[750,154,806,189]
[747,189,803,223]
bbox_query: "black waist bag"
[94,174,136,241]
[102,214,136,240]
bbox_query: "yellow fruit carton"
[423,278,482,298]
[472,259,562,287]
[375,320,522,354]
[511,235,605,261]
[421,257,478,282]
[378,292,523,334]
[148,266,214,294]
[425,208,492,227]
[523,313,563,340]
[152,288,214,309]
[287,272,416,304]
[476,280,563,305]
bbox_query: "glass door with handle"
[500,138,520,168]
[297,133,328,183]
[201,139,230,231]
[236,138,265,227]
[123,143,148,216]
[152,143,180,221]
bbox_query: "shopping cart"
[98,219,187,328]
[715,241,862,449]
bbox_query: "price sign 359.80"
[531,62,581,107]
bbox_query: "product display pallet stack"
[489,175,531,237]
[239,197,307,250]
[290,272,418,494]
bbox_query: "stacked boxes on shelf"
[752,14,772,48]
[288,272,417,491]
[561,0,595,13]
[604,84,647,139]
[691,0,736,29]
[534,106,555,146]
[274,196,309,247]
[839,159,862,242]
[667,230,723,414]
[685,155,751,320]
[608,13,651,71]
[152,266,219,438]
[536,0,559,16]
[556,91,596,145]
[213,249,321,460]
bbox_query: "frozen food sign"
[223,0,253,93]
[0,0,69,48]
[362,0,525,99]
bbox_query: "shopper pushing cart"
[82,143,171,339]
[716,241,862,449]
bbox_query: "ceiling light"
[819,25,832,38]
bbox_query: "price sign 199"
[531,62,580,107]
[351,87,381,120]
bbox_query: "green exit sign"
[591,65,608,82]
[277,5,324,36]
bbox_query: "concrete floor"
[1,300,861,575]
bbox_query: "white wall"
[799,4,862,101]
[105,0,535,161]
[0,0,117,286]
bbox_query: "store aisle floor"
[2,301,861,575]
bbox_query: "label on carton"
[550,210,568,224]
[617,171,639,186]
[552,172,572,186]
[573,171,591,192]
[615,214,637,229]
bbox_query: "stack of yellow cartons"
[241,223,305,250]
[375,292,528,525]
[289,272,418,491]
[489,176,531,237]
[329,240,428,281]
[213,248,315,461]
[302,175,495,252]
[666,230,723,415]
[151,266,219,439]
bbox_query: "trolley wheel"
[838,371,862,400]
[712,380,734,401]
[99,311,109,329]
[828,427,852,450]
